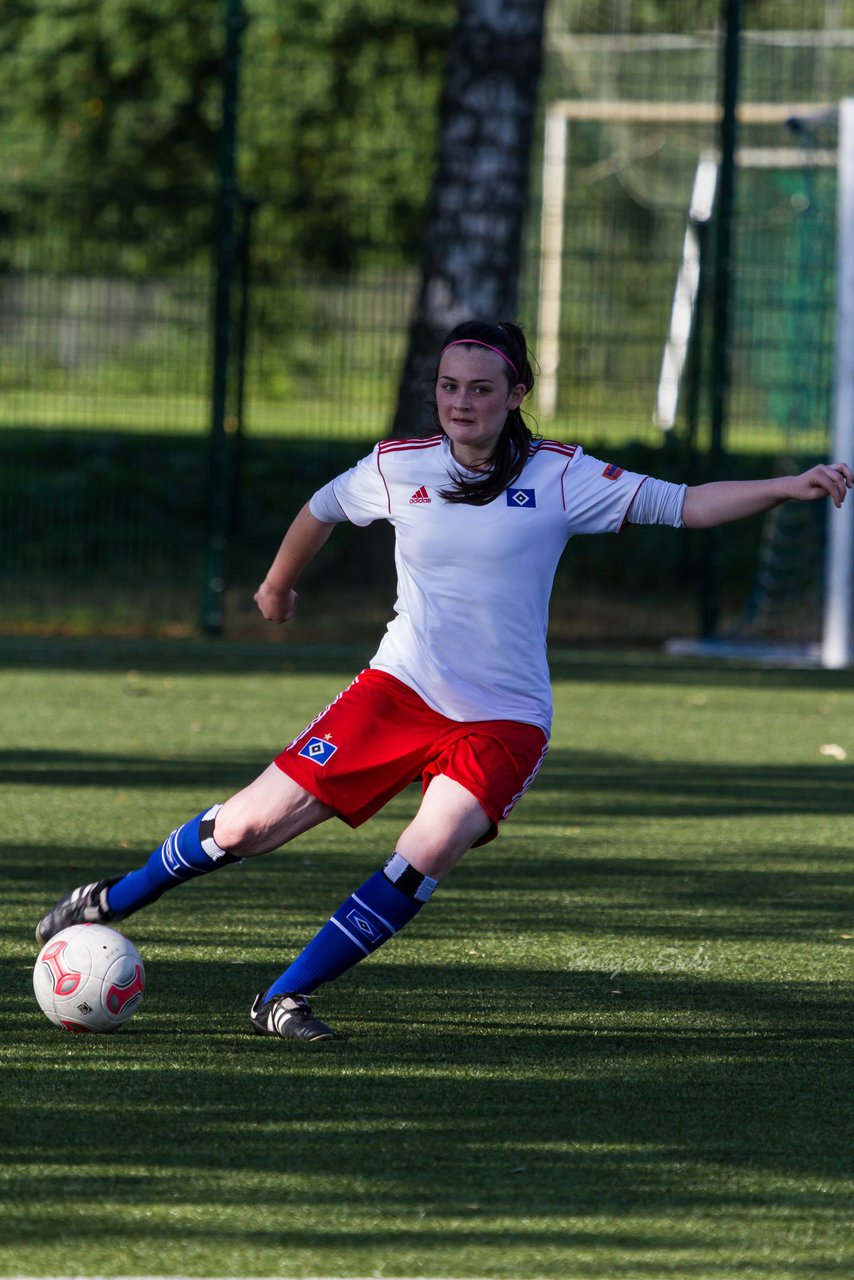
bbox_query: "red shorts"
[275,669,548,844]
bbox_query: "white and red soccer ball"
[33,923,145,1033]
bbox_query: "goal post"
[821,97,854,670]
[653,152,718,431]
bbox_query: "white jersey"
[310,435,683,735]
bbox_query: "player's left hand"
[790,463,854,507]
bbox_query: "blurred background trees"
[1,0,456,269]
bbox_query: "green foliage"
[3,0,223,191]
[0,0,223,267]
[0,0,457,270]
[238,0,456,266]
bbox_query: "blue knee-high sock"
[105,806,239,916]
[264,853,438,999]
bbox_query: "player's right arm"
[254,502,338,623]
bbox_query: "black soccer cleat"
[250,990,334,1042]
[35,876,126,945]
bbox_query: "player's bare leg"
[213,763,335,855]
[36,766,333,944]
[253,773,490,1040]
[395,774,491,880]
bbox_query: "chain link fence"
[1,1,852,640]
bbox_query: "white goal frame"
[536,99,834,418]
[536,98,854,668]
[822,98,854,669]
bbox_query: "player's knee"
[396,837,469,882]
[212,805,267,858]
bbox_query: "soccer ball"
[33,923,145,1033]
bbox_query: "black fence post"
[229,193,257,542]
[202,0,247,636]
[701,0,742,639]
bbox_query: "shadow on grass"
[7,811,852,1264]
[2,954,852,1236]
[4,633,854,692]
[535,749,854,819]
[5,740,854,814]
[5,489,854,1270]
[0,746,266,791]
[11,835,853,952]
[0,634,374,676]
[8,734,853,950]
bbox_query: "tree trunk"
[391,0,547,437]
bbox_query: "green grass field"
[0,386,826,456]
[2,639,852,1279]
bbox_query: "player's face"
[436,346,525,470]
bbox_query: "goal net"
[534,97,854,665]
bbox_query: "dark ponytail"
[434,320,536,506]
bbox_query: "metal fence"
[1,2,853,640]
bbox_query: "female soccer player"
[36,320,853,1040]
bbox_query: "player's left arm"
[681,463,854,529]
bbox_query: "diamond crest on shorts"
[298,736,338,766]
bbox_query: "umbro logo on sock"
[346,909,382,944]
[408,486,431,504]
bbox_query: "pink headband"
[440,339,520,378]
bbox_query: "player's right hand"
[254,581,298,623]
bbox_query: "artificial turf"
[1,639,852,1279]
